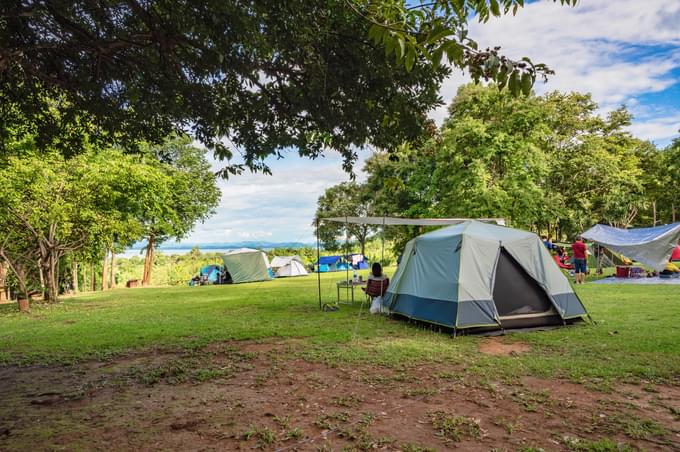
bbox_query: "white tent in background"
[271,255,308,277]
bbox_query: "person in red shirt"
[571,236,588,284]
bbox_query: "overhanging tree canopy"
[0,0,448,174]
[1,1,577,174]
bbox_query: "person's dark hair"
[371,262,382,278]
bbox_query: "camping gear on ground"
[616,266,631,278]
[552,254,573,270]
[582,223,680,271]
[370,296,383,314]
[383,220,588,333]
[270,256,308,277]
[220,248,271,284]
[672,245,680,262]
[315,255,347,272]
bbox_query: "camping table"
[336,280,367,304]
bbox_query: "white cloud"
[182,149,371,244]
[430,0,680,144]
[627,114,680,143]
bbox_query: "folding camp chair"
[363,277,390,301]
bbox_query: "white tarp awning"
[321,216,505,226]
[582,223,680,271]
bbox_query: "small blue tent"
[200,264,222,283]
[315,255,349,272]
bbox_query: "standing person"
[571,235,588,284]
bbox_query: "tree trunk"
[101,251,109,291]
[0,261,8,302]
[71,261,79,293]
[652,200,657,226]
[38,258,45,298]
[45,252,59,302]
[673,204,677,223]
[109,251,116,289]
[142,235,155,286]
[90,263,96,291]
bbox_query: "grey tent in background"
[221,248,271,283]
[582,223,680,271]
[383,221,588,333]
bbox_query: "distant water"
[116,248,240,259]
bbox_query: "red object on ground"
[552,255,573,270]
[616,266,631,278]
[672,245,680,262]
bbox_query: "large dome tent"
[221,248,271,284]
[383,221,589,333]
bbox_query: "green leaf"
[432,46,444,66]
[445,42,464,65]
[368,24,384,44]
[396,36,406,61]
[426,27,455,45]
[405,46,416,72]
[489,0,501,17]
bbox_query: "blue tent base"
[385,312,585,336]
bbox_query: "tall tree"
[0,149,170,301]
[315,182,375,255]
[139,136,220,285]
[363,84,654,244]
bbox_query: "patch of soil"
[479,336,532,355]
[1,339,678,451]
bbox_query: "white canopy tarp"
[321,216,505,226]
[582,223,680,271]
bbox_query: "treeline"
[0,136,220,306]
[317,84,679,251]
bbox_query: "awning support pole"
[345,216,350,285]
[316,217,321,310]
[381,216,385,265]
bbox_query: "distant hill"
[129,241,313,251]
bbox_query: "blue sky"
[181,0,680,246]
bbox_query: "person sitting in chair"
[363,263,389,299]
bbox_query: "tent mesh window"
[492,248,553,316]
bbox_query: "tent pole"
[316,217,322,310]
[345,216,349,285]
[381,216,385,265]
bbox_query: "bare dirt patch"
[0,339,678,451]
[479,336,532,356]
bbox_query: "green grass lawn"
[0,270,678,385]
